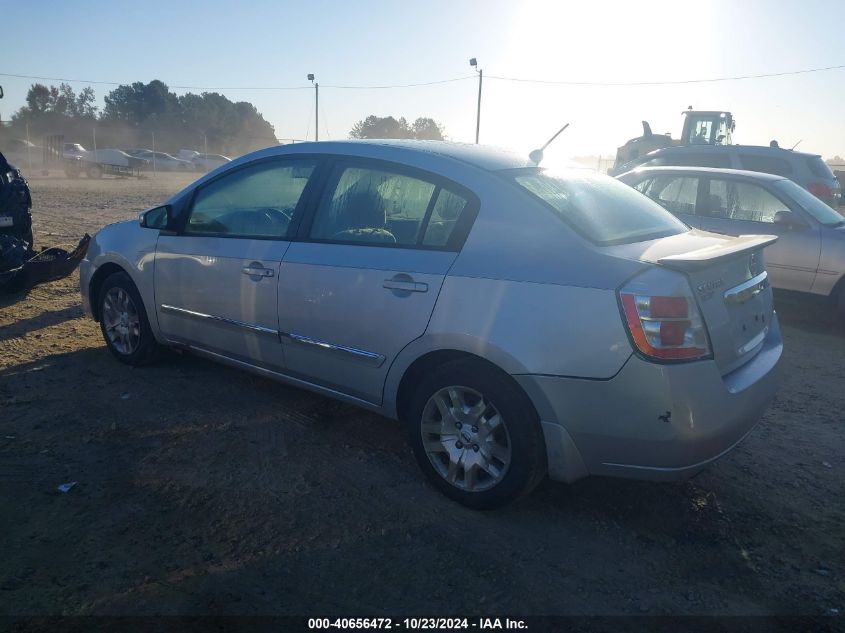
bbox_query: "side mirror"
[772,210,806,229]
[139,205,171,230]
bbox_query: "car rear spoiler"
[657,234,778,271]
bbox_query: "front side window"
[511,169,688,245]
[773,179,844,226]
[310,164,470,248]
[186,160,316,238]
[706,179,787,223]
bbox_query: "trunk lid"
[607,230,777,374]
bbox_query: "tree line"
[5,80,277,156]
[1,79,447,156]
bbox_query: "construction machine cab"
[681,108,734,146]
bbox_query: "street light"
[308,74,318,141]
[470,58,482,144]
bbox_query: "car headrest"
[337,189,386,230]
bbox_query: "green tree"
[349,115,412,139]
[349,115,445,140]
[24,84,51,115]
[410,117,444,140]
[102,80,180,126]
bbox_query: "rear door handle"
[383,278,428,293]
[242,266,274,278]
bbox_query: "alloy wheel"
[420,385,512,492]
[102,287,141,355]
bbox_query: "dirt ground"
[1,175,843,619]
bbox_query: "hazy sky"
[2,0,844,166]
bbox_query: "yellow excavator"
[611,108,735,174]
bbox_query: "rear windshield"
[509,169,688,245]
[806,156,835,179]
[773,179,845,226]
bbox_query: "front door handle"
[242,266,274,278]
[383,278,428,293]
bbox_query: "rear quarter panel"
[382,176,646,417]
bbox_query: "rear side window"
[511,170,688,245]
[309,163,471,249]
[423,189,469,247]
[640,175,700,216]
[806,156,835,179]
[738,154,793,177]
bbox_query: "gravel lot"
[1,175,843,619]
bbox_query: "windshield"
[509,169,688,245]
[773,179,845,226]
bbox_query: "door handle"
[242,266,274,278]
[383,278,428,293]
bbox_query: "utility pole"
[308,74,318,141]
[470,58,482,144]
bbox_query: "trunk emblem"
[697,279,723,300]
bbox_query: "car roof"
[646,144,821,159]
[253,139,536,172]
[618,165,787,182]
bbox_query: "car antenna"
[790,139,802,151]
[529,123,570,165]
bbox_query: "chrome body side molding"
[159,304,278,337]
[282,332,386,368]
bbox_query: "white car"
[191,153,232,172]
[132,151,193,171]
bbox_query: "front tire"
[407,359,547,509]
[98,272,159,365]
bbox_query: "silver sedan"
[80,140,782,508]
[617,166,845,314]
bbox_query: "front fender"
[80,221,160,339]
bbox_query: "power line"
[486,63,845,86]
[0,62,842,92]
[0,72,310,90]
[0,72,475,91]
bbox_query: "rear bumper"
[517,314,783,483]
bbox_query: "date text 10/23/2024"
[307,618,528,630]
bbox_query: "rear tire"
[98,272,159,365]
[86,164,103,179]
[407,358,547,509]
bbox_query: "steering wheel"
[259,207,292,226]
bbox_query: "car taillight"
[807,182,832,201]
[619,291,711,361]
